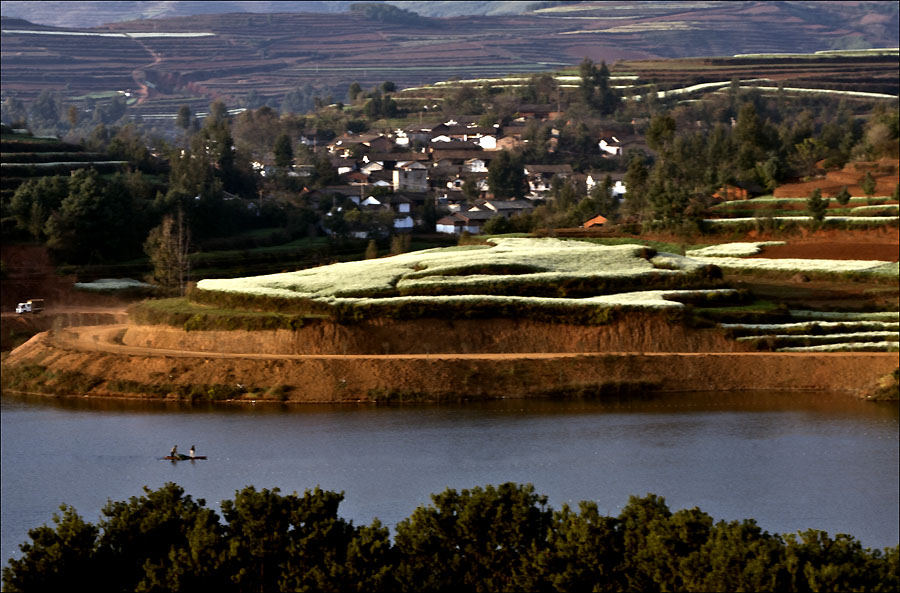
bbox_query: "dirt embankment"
[3,318,896,403]
[1,311,128,351]
[119,315,743,356]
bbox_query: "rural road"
[49,323,891,361]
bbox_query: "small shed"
[583,214,608,229]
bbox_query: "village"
[252,107,638,238]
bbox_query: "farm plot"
[195,237,729,320]
[723,320,899,352]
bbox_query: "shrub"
[834,186,851,205]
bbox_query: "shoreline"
[3,326,896,403]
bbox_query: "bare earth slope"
[4,316,896,403]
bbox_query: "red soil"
[773,159,899,198]
[752,242,898,261]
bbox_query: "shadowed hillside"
[1,1,897,117]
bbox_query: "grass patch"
[128,297,328,331]
[0,363,275,402]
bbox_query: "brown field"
[2,2,897,113]
[774,159,900,198]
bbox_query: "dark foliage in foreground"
[3,483,897,592]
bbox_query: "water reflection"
[2,390,898,566]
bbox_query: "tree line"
[3,482,897,592]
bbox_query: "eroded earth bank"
[3,315,896,403]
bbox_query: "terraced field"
[2,1,897,116]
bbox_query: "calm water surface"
[2,390,898,565]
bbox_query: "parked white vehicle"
[15,299,44,314]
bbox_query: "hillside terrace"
[3,2,897,109]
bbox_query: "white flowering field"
[851,205,899,214]
[690,255,898,277]
[195,237,897,330]
[704,216,900,225]
[737,331,899,343]
[777,342,899,352]
[721,321,900,332]
[722,315,900,351]
[197,238,727,312]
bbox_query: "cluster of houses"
[261,112,637,237]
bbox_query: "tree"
[791,137,824,178]
[176,104,192,130]
[860,170,877,197]
[94,483,226,592]
[588,174,619,219]
[518,501,623,592]
[645,113,676,151]
[646,158,693,226]
[144,211,191,294]
[482,215,512,235]
[578,58,619,115]
[807,188,829,223]
[623,155,650,221]
[43,169,137,263]
[221,486,372,592]
[487,150,526,199]
[5,483,898,592]
[314,154,339,187]
[393,483,552,592]
[107,123,152,168]
[834,185,852,206]
[28,91,61,129]
[273,133,294,169]
[684,519,788,592]
[205,100,228,127]
[421,195,438,230]
[9,176,68,241]
[348,81,363,102]
[1,505,99,592]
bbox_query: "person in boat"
[170,445,178,458]
[189,445,195,459]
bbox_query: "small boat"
[163,454,207,461]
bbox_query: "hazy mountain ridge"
[0,0,556,28]
[1,1,896,117]
[2,0,897,32]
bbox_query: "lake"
[2,390,898,566]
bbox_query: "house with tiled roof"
[470,199,535,219]
[392,161,429,192]
[524,163,574,195]
[435,209,495,235]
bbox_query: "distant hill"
[0,1,556,27]
[1,1,897,119]
[2,0,898,33]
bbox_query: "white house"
[464,158,489,173]
[392,161,429,192]
[586,173,627,198]
[598,137,623,156]
[435,210,495,235]
[478,135,498,150]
